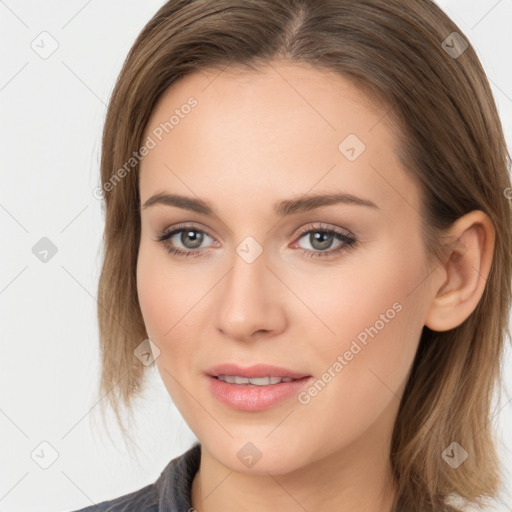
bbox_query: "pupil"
[311,232,333,250]
[182,230,203,249]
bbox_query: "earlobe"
[424,210,495,332]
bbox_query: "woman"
[75,0,512,510]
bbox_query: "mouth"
[206,362,310,380]
[213,375,299,385]
[205,363,313,411]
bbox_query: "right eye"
[156,224,217,258]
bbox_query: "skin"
[136,60,495,512]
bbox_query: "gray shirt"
[70,442,201,512]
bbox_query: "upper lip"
[206,363,310,379]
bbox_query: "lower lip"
[206,375,313,411]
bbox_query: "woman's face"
[137,61,440,474]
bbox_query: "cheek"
[136,242,193,346]
[309,244,426,419]
[137,243,167,340]
[136,246,193,404]
[136,241,210,375]
[295,237,424,354]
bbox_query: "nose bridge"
[224,239,269,307]
[215,238,283,338]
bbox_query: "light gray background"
[0,1,511,511]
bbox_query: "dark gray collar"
[155,442,201,512]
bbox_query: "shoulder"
[68,484,157,512]
[67,482,158,512]
[66,442,201,512]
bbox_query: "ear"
[424,210,495,332]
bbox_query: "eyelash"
[155,222,358,259]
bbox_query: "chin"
[202,434,316,475]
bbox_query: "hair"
[93,1,512,510]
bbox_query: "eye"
[155,222,358,259]
[156,223,216,258]
[292,223,358,259]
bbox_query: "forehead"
[139,61,420,219]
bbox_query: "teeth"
[217,375,297,385]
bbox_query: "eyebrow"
[142,191,380,216]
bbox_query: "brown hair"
[94,1,512,510]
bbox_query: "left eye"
[295,229,346,251]
[156,224,357,259]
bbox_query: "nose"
[214,246,287,342]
